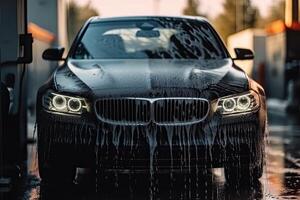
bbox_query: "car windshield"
[72,18,228,60]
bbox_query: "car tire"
[38,131,76,183]
[224,159,263,186]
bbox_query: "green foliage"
[67,1,99,47]
[183,0,205,17]
[213,0,260,42]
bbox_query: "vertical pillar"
[0,0,27,178]
[285,0,300,26]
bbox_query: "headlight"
[222,98,236,112]
[67,98,82,112]
[216,91,260,115]
[42,91,90,114]
[52,95,67,110]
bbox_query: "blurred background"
[0,0,300,199]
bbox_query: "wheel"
[38,130,76,183]
[196,166,213,182]
[224,159,263,186]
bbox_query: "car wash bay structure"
[0,0,67,185]
[0,0,30,183]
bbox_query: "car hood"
[54,59,249,99]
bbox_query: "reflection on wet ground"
[1,111,300,200]
[3,172,266,200]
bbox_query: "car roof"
[89,15,209,24]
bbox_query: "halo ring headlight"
[52,95,67,110]
[237,95,251,110]
[217,91,260,115]
[67,98,82,112]
[222,98,236,112]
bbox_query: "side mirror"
[233,48,254,60]
[42,47,65,61]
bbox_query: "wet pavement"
[1,109,300,200]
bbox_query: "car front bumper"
[37,109,265,172]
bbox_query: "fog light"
[68,98,82,112]
[52,95,67,110]
[222,98,236,112]
[237,95,251,110]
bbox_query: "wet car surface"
[1,110,299,200]
[37,16,267,186]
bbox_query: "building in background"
[27,0,68,114]
[27,23,55,113]
[227,0,300,111]
[27,0,68,47]
[265,21,300,103]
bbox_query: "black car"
[37,16,267,185]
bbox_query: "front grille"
[153,98,209,125]
[95,98,209,125]
[95,98,151,125]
